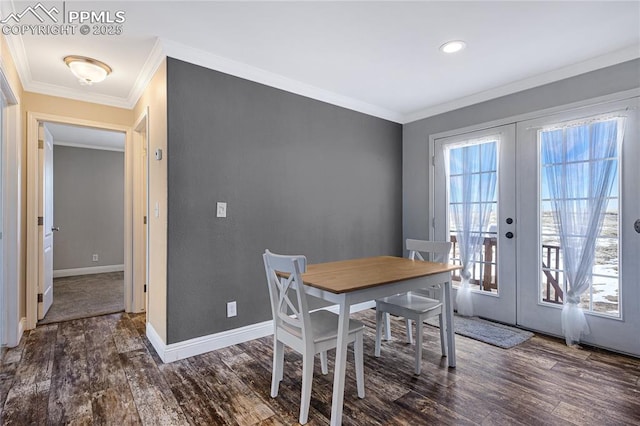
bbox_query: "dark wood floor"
[2,310,639,425]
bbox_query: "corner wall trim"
[15,317,27,348]
[147,301,375,363]
[53,264,125,278]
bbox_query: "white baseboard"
[147,320,273,363]
[53,264,125,278]
[147,300,375,363]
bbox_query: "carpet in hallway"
[39,271,124,324]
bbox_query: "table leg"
[330,295,350,426]
[443,278,456,367]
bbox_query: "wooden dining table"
[301,256,461,426]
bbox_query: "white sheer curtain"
[447,139,498,317]
[540,117,624,345]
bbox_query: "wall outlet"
[92,254,99,262]
[226,301,237,318]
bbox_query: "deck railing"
[449,235,497,292]
[448,235,563,303]
[541,243,564,304]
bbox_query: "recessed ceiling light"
[64,55,112,85]
[440,40,466,54]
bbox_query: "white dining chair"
[263,250,365,425]
[374,239,452,375]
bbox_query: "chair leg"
[299,353,314,425]
[414,317,423,375]
[438,313,447,357]
[271,339,284,397]
[406,318,414,344]
[383,312,391,341]
[375,308,383,357]
[355,332,365,398]
[320,351,328,375]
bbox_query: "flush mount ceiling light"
[439,40,466,54]
[64,55,112,85]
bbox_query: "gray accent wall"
[403,59,640,243]
[53,145,125,270]
[166,58,402,343]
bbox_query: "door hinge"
[37,293,43,303]
[143,216,147,224]
[143,284,147,293]
[432,217,436,228]
[432,156,435,166]
[38,216,43,226]
[38,139,44,149]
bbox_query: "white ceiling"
[46,122,125,151]
[4,1,640,123]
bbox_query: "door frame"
[0,66,21,347]
[26,112,139,329]
[133,109,150,317]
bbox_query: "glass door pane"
[447,140,498,293]
[539,121,621,316]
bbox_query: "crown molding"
[403,45,640,124]
[2,2,32,93]
[126,37,165,108]
[24,79,133,108]
[4,12,637,124]
[161,38,404,123]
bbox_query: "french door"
[517,98,640,355]
[434,98,639,355]
[433,124,517,324]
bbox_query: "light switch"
[216,202,227,218]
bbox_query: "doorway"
[431,95,640,356]
[37,122,126,324]
[26,112,144,330]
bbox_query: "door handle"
[505,231,514,239]
[52,226,60,232]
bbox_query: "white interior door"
[37,123,54,319]
[433,124,517,324]
[517,98,640,355]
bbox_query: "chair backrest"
[263,250,311,341]
[406,239,452,263]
